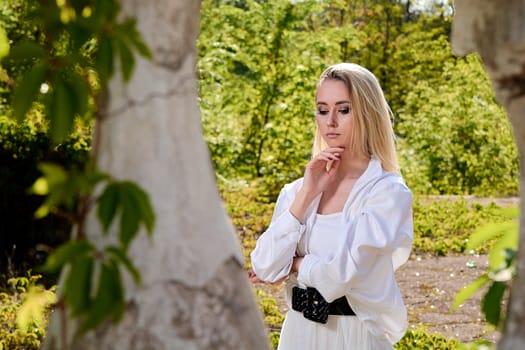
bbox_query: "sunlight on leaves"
[0,26,9,60]
[452,275,490,310]
[16,286,57,334]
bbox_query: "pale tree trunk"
[451,1,525,348]
[43,0,269,349]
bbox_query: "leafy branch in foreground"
[1,0,154,338]
[453,207,518,328]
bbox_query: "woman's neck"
[336,151,370,180]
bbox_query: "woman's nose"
[326,110,337,126]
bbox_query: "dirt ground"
[259,253,499,344]
[397,253,499,343]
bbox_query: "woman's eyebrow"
[316,100,351,105]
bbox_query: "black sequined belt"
[291,286,355,324]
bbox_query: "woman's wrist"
[289,189,316,223]
[292,256,304,273]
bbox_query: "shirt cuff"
[297,254,320,287]
[277,209,306,237]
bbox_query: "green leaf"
[13,61,48,121]
[48,74,75,142]
[105,246,141,284]
[488,227,518,271]
[115,37,134,81]
[40,240,95,274]
[7,41,46,61]
[97,183,120,234]
[31,164,69,218]
[37,162,68,186]
[482,281,506,327]
[117,181,155,247]
[78,169,110,196]
[68,71,90,116]
[64,255,94,315]
[452,274,490,310]
[0,26,9,60]
[95,35,114,86]
[94,0,120,22]
[466,221,516,251]
[78,261,124,333]
[120,18,152,59]
[31,177,49,196]
[123,181,155,234]
[119,187,140,249]
[16,286,57,333]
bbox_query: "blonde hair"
[312,63,399,172]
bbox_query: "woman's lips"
[326,133,340,139]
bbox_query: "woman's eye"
[317,110,329,115]
[339,108,351,115]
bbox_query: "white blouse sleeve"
[250,183,306,283]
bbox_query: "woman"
[250,63,413,349]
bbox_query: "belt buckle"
[292,287,329,324]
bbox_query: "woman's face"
[315,79,354,149]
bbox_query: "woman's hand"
[302,147,345,195]
[248,270,288,285]
[289,147,345,222]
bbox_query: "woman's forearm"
[289,188,317,224]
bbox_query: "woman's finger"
[314,152,340,163]
[322,147,345,154]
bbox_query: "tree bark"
[451,1,525,348]
[43,0,269,349]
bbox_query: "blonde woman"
[250,63,413,349]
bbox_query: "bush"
[254,288,284,349]
[0,274,54,350]
[218,178,275,269]
[412,197,515,256]
[398,56,518,197]
[395,329,461,349]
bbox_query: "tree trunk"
[451,1,525,348]
[43,0,269,349]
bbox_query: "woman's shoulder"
[280,177,304,195]
[364,169,412,203]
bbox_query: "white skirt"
[277,309,394,350]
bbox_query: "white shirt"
[250,158,413,344]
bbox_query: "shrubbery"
[0,274,53,350]
[413,198,515,256]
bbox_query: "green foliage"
[1,0,152,142]
[453,208,517,329]
[29,168,154,333]
[398,55,518,196]
[0,274,54,350]
[1,0,155,338]
[219,179,275,267]
[98,181,155,249]
[199,0,517,198]
[412,198,514,256]
[395,329,460,349]
[199,0,365,195]
[254,288,284,349]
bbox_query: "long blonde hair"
[312,63,399,172]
